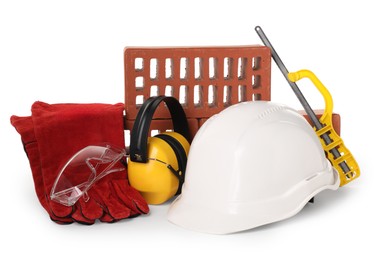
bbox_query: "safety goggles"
[50,145,126,206]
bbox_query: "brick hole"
[224,57,233,80]
[179,85,188,106]
[150,85,159,97]
[194,57,202,79]
[209,57,217,79]
[165,58,173,79]
[252,93,261,101]
[208,85,217,107]
[165,85,174,97]
[237,57,247,79]
[224,85,232,107]
[252,75,261,88]
[135,57,143,70]
[135,76,144,89]
[136,95,144,107]
[151,130,160,136]
[180,57,188,79]
[193,85,202,108]
[238,85,246,102]
[150,58,158,79]
[252,57,261,70]
[125,130,131,147]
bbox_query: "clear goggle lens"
[50,145,126,206]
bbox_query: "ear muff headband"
[155,134,187,195]
[130,96,190,163]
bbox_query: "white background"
[1,0,382,259]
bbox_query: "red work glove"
[31,101,146,223]
[11,101,149,224]
[10,115,102,224]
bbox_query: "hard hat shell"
[167,101,339,234]
[128,131,190,205]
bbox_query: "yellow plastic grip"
[288,69,360,186]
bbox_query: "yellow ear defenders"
[128,96,191,205]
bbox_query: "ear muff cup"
[128,132,190,204]
[155,133,188,195]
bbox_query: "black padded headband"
[129,96,190,163]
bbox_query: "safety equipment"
[50,144,126,207]
[11,101,149,224]
[167,101,340,234]
[128,96,191,205]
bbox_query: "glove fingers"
[47,200,74,224]
[86,188,115,222]
[103,194,132,220]
[48,208,74,224]
[71,206,95,225]
[93,182,132,220]
[109,180,137,214]
[77,196,104,221]
[49,198,74,218]
[87,182,134,222]
[99,213,115,223]
[111,180,150,215]
[86,186,128,222]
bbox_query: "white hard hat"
[167,101,340,234]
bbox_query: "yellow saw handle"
[288,69,360,186]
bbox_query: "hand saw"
[255,26,359,186]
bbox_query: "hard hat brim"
[167,163,340,234]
